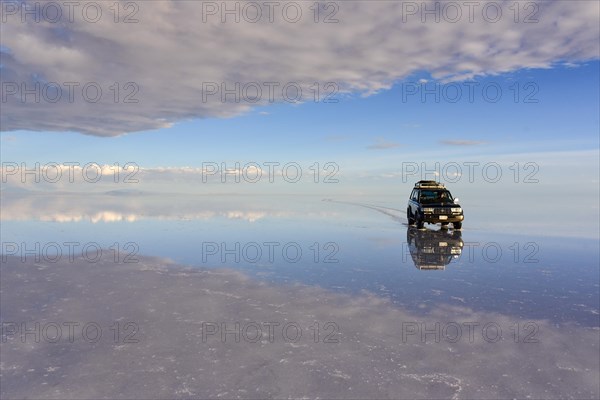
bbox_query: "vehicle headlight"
[423,208,434,213]
[451,207,462,213]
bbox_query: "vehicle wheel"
[407,209,414,225]
[416,214,424,229]
[454,222,462,230]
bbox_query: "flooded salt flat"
[2,193,598,326]
[1,193,599,398]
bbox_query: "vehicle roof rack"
[414,180,445,188]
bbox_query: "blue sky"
[1,1,599,208]
[2,61,598,168]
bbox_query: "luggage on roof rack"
[414,180,445,188]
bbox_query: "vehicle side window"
[411,190,419,201]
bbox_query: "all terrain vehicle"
[407,180,464,229]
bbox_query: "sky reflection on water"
[2,193,598,327]
[1,193,599,399]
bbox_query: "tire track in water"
[325,199,408,225]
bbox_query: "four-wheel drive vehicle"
[407,180,464,229]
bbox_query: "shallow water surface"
[1,193,598,398]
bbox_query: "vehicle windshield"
[419,190,453,204]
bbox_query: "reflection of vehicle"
[407,227,463,270]
[407,181,464,229]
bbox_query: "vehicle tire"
[407,209,414,225]
[454,222,462,230]
[416,214,424,229]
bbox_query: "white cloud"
[1,0,598,136]
[367,138,403,150]
[441,140,487,146]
